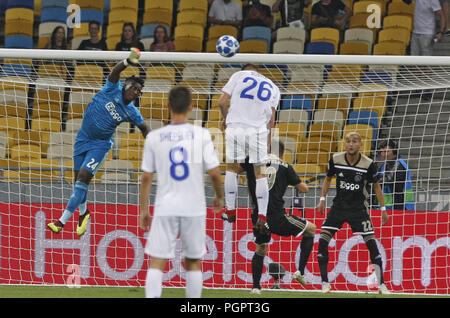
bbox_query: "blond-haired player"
[316,132,390,294]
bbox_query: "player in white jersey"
[139,86,224,298]
[218,63,281,230]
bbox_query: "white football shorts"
[225,124,269,164]
[145,215,206,260]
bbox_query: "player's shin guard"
[186,270,203,298]
[252,252,265,289]
[255,177,269,216]
[317,231,333,283]
[298,233,314,275]
[224,171,238,210]
[145,268,163,298]
[59,181,88,225]
[78,199,87,216]
[364,235,384,285]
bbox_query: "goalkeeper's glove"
[124,47,141,66]
[254,214,270,235]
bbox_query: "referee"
[316,132,390,294]
[222,140,316,294]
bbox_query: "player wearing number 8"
[316,132,390,294]
[139,86,224,298]
[47,48,150,236]
[218,64,280,230]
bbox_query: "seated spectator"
[272,0,312,29]
[208,0,242,28]
[311,0,351,30]
[77,21,108,50]
[149,25,175,52]
[243,0,272,28]
[46,26,70,49]
[115,22,145,51]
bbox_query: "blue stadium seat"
[1,63,32,78]
[305,42,335,54]
[281,95,314,119]
[361,70,394,103]
[348,110,379,144]
[361,71,393,86]
[4,35,33,49]
[0,0,7,14]
[242,26,271,52]
[104,0,111,12]
[41,0,68,9]
[40,7,68,23]
[6,0,34,9]
[80,9,104,25]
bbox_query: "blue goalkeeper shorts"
[73,139,113,175]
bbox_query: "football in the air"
[216,35,239,58]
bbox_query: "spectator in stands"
[242,0,273,28]
[115,23,145,51]
[149,25,175,52]
[310,0,351,30]
[208,0,242,28]
[377,139,415,211]
[77,21,108,51]
[272,0,312,29]
[403,0,446,56]
[46,26,69,49]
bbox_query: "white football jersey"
[141,123,219,217]
[222,70,281,128]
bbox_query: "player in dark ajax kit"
[222,140,316,294]
[316,132,390,294]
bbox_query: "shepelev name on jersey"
[159,131,195,142]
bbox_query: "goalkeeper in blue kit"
[47,48,150,236]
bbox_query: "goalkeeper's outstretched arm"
[108,48,141,83]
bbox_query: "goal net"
[0,49,449,294]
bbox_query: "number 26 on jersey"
[240,77,273,101]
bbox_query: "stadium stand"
[0,0,447,193]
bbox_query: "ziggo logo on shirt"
[340,181,360,191]
[105,102,122,121]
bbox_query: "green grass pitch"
[0,285,448,298]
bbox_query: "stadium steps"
[433,33,450,56]
[380,95,450,190]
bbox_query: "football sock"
[145,268,163,298]
[185,270,203,298]
[252,252,265,289]
[59,181,88,225]
[298,233,314,275]
[317,231,333,283]
[364,235,384,285]
[224,171,237,210]
[255,177,269,216]
[79,200,87,216]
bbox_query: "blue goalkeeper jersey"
[74,78,144,155]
